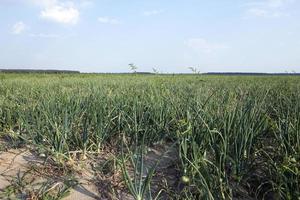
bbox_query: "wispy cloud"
[98,17,120,24]
[12,21,27,34]
[244,0,294,18]
[244,0,294,8]
[143,9,163,16]
[30,0,58,8]
[29,33,61,38]
[79,0,93,8]
[185,38,229,54]
[246,8,287,18]
[266,0,294,8]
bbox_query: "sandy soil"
[0,143,178,200]
[0,148,99,200]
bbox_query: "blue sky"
[0,0,300,73]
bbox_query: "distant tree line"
[205,72,300,76]
[1,68,299,76]
[0,69,80,74]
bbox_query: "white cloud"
[98,17,120,24]
[185,38,228,54]
[40,5,79,24]
[30,0,80,25]
[12,21,27,34]
[245,0,293,18]
[6,1,88,25]
[143,9,163,16]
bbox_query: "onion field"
[0,73,299,200]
